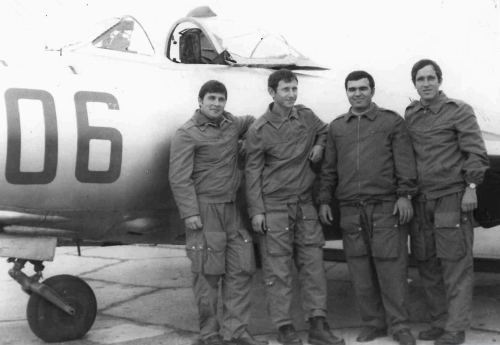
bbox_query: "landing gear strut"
[8,258,97,343]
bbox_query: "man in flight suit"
[405,59,489,345]
[245,69,345,345]
[317,71,418,345]
[169,80,267,345]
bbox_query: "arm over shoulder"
[234,114,256,138]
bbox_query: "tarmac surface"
[1,243,499,345]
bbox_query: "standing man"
[405,59,489,345]
[170,80,267,345]
[246,69,345,345]
[317,71,418,345]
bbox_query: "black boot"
[202,334,225,345]
[227,331,269,345]
[356,326,388,342]
[419,327,445,341]
[435,331,465,345]
[393,329,416,345]
[308,317,345,345]
[278,324,302,345]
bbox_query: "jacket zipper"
[357,116,361,196]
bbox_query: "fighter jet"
[0,5,498,343]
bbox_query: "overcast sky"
[1,0,498,115]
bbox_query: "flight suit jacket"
[245,103,327,218]
[404,91,489,200]
[169,109,255,219]
[317,104,418,205]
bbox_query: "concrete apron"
[0,245,499,345]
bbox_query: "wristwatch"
[468,183,477,189]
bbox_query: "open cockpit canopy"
[62,6,327,70]
[166,6,327,70]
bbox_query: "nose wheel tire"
[27,274,97,343]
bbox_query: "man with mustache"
[405,59,489,345]
[246,69,345,345]
[317,70,417,345]
[170,80,266,345]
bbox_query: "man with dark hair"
[410,59,442,86]
[405,59,489,345]
[198,79,228,99]
[343,70,375,90]
[246,69,345,345]
[318,70,417,345]
[170,80,266,345]
[267,68,299,92]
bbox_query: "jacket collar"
[413,91,447,115]
[192,109,231,131]
[345,103,379,122]
[264,103,299,129]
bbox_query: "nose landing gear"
[8,259,97,343]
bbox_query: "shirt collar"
[413,91,447,115]
[264,103,299,129]
[345,103,380,122]
[192,109,232,131]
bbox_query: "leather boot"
[356,326,388,342]
[277,324,302,345]
[308,317,345,345]
[435,331,465,345]
[202,334,225,345]
[227,331,269,345]
[393,329,416,345]
[419,327,445,341]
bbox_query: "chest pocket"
[266,141,293,162]
[334,131,356,160]
[197,139,223,163]
[195,122,237,163]
[409,123,456,145]
[334,131,354,141]
[369,128,391,139]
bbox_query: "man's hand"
[319,204,333,225]
[393,197,413,224]
[184,215,203,230]
[462,187,478,212]
[308,145,324,163]
[252,214,267,234]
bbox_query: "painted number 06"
[5,88,123,184]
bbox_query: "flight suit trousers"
[410,192,474,332]
[185,202,256,341]
[340,201,410,334]
[259,201,327,328]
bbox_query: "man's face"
[346,78,374,112]
[269,79,298,109]
[198,92,226,120]
[415,64,442,105]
